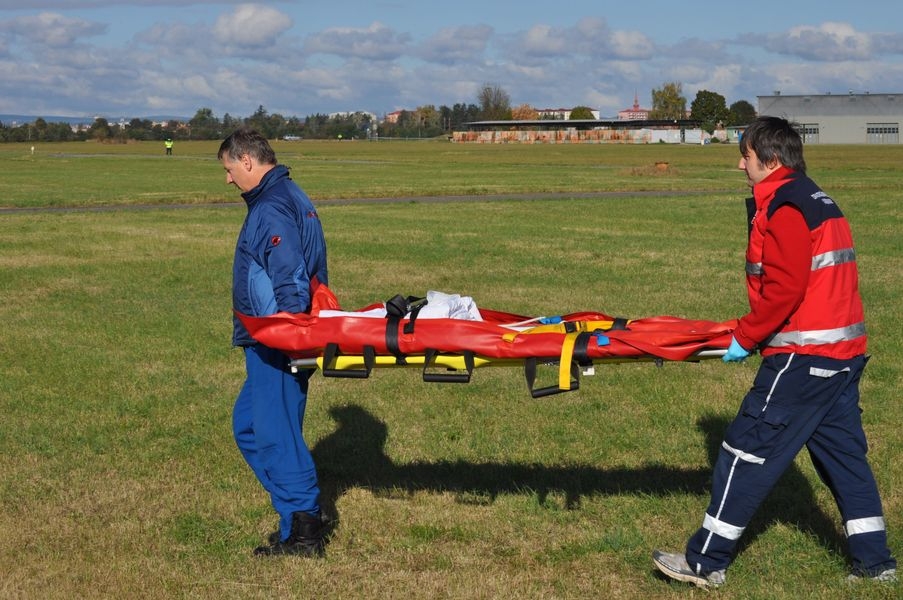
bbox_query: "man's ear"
[240,153,254,170]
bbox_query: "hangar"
[758,92,902,144]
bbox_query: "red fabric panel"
[238,285,736,361]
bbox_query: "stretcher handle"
[321,343,375,379]
[524,358,580,398]
[422,349,474,383]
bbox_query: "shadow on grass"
[312,404,846,559]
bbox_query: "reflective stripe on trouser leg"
[685,443,782,573]
[686,354,844,573]
[805,355,896,574]
[844,516,895,574]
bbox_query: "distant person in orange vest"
[164,138,173,155]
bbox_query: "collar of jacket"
[241,164,289,207]
[752,165,796,206]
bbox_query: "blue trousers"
[233,344,320,540]
[686,353,895,576]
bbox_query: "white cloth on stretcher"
[318,290,483,321]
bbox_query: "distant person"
[218,128,331,556]
[164,138,173,155]
[652,116,896,588]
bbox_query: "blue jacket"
[232,165,328,347]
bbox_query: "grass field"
[1,140,901,599]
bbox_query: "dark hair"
[738,116,806,173]
[217,128,277,165]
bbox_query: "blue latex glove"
[723,336,751,363]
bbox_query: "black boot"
[254,511,330,557]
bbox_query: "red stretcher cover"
[237,282,737,364]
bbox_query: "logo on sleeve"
[270,235,282,247]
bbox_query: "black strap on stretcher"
[524,358,580,398]
[385,294,427,364]
[423,348,475,383]
[572,331,598,367]
[322,342,376,378]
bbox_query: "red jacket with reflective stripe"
[736,167,867,358]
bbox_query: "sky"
[2,0,903,121]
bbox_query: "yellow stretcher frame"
[290,346,727,398]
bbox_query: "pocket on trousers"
[724,396,791,463]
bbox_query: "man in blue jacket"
[218,128,330,556]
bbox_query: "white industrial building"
[758,92,901,144]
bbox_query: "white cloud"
[304,22,411,61]
[739,21,880,62]
[503,17,654,63]
[520,24,568,57]
[213,3,293,48]
[608,30,655,59]
[419,25,493,65]
[784,22,872,61]
[1,11,106,47]
[871,31,903,54]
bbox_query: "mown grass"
[2,139,742,208]
[1,140,901,599]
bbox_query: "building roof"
[759,92,902,118]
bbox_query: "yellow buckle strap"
[559,331,579,390]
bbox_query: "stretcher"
[238,284,737,398]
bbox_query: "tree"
[649,82,687,120]
[189,107,221,140]
[414,105,442,137]
[126,118,155,141]
[477,83,512,121]
[245,105,275,138]
[222,113,242,132]
[304,113,329,138]
[690,90,730,134]
[727,100,757,126]
[569,106,595,120]
[511,104,539,120]
[283,116,305,138]
[88,117,112,142]
[33,117,48,141]
[449,103,481,128]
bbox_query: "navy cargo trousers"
[685,353,896,576]
[233,344,320,541]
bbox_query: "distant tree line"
[0,103,481,143]
[0,81,758,143]
[650,81,757,132]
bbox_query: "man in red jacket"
[652,116,896,588]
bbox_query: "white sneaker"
[652,549,726,589]
[846,567,897,583]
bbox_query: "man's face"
[738,147,778,188]
[221,152,255,192]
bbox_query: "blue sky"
[2,0,902,120]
